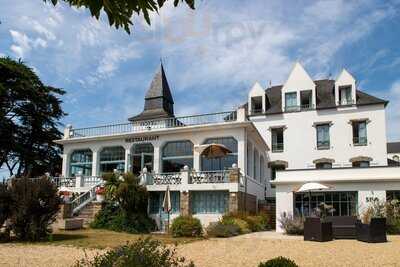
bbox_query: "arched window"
[162,140,193,172]
[201,137,238,171]
[131,143,154,175]
[70,149,92,176]
[100,146,125,174]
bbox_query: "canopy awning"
[295,182,332,193]
[194,143,232,158]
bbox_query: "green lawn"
[42,228,201,249]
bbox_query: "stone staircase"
[75,201,102,226]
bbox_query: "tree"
[0,57,66,177]
[47,0,195,34]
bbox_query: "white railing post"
[181,165,190,187]
[75,172,83,189]
[140,167,148,185]
[63,124,72,139]
[237,107,246,122]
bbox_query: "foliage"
[170,216,202,237]
[102,172,121,201]
[258,257,298,267]
[47,0,195,34]
[206,221,240,238]
[4,177,60,241]
[361,199,400,234]
[114,173,148,215]
[0,57,65,177]
[221,216,251,234]
[361,199,386,224]
[278,213,304,235]
[222,212,271,233]
[90,202,155,234]
[0,182,12,227]
[74,237,195,267]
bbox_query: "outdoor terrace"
[64,111,238,139]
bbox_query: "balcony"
[353,137,368,146]
[67,111,237,139]
[317,141,330,150]
[190,170,230,184]
[272,143,284,153]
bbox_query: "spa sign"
[125,135,159,143]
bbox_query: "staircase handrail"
[71,181,103,215]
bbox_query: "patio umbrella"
[162,186,172,232]
[296,182,332,216]
[194,143,232,159]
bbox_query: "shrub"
[91,172,156,234]
[9,177,60,241]
[206,221,241,237]
[259,257,298,267]
[170,216,202,237]
[222,213,271,233]
[90,202,155,234]
[278,213,304,235]
[244,215,269,232]
[74,237,195,267]
[221,215,251,234]
[0,182,12,228]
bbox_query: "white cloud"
[9,30,31,58]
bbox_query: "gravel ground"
[1,234,400,267]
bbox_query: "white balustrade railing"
[71,181,103,214]
[190,170,230,184]
[146,172,182,185]
[69,111,237,138]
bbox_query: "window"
[387,191,400,201]
[100,147,125,174]
[149,191,180,214]
[191,191,228,214]
[270,165,286,188]
[260,155,265,183]
[316,162,332,169]
[285,92,298,111]
[352,121,367,145]
[352,161,370,168]
[251,96,263,114]
[70,149,92,176]
[316,124,330,149]
[162,140,193,172]
[300,90,312,110]
[201,137,237,171]
[253,150,259,180]
[339,86,352,105]
[295,191,358,217]
[131,143,154,175]
[271,128,284,152]
[247,143,252,176]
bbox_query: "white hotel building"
[56,62,400,231]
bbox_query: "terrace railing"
[190,170,230,184]
[146,172,182,185]
[69,111,237,138]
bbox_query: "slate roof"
[128,64,175,122]
[248,79,388,115]
[387,142,400,153]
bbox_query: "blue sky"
[0,0,400,177]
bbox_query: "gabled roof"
[387,142,400,153]
[248,79,388,115]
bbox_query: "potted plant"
[356,199,387,243]
[304,202,334,242]
[95,186,106,202]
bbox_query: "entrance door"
[131,143,154,176]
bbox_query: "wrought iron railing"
[83,176,103,187]
[272,143,284,152]
[317,141,330,149]
[69,111,237,138]
[284,105,300,112]
[147,173,182,185]
[353,137,368,146]
[190,170,230,184]
[52,176,76,188]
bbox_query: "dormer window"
[251,96,263,114]
[285,92,298,112]
[339,86,352,105]
[300,90,312,110]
